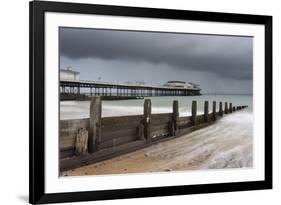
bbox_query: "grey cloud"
[59,27,253,80]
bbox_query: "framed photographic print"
[29,0,272,204]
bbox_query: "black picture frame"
[29,1,272,204]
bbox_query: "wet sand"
[62,112,253,176]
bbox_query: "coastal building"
[163,81,200,90]
[60,68,80,81]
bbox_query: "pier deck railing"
[59,97,248,171]
[60,80,201,99]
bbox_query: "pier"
[60,79,201,100]
[59,97,248,171]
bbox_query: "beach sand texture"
[62,111,253,176]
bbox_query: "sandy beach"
[62,111,253,176]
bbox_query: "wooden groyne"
[59,97,248,172]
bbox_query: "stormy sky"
[59,27,253,94]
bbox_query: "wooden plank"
[136,123,144,140]
[150,118,172,125]
[60,118,89,130]
[178,116,192,128]
[196,114,205,124]
[101,127,137,142]
[60,140,146,171]
[151,113,173,119]
[178,121,216,136]
[60,128,77,134]
[150,113,172,125]
[151,126,169,135]
[59,129,77,148]
[60,147,75,159]
[59,120,90,150]
[60,137,76,149]
[101,123,138,133]
[151,128,169,137]
[99,135,137,149]
[178,122,192,129]
[151,133,170,142]
[151,123,169,132]
[150,135,176,145]
[178,116,191,122]
[102,115,142,127]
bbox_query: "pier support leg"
[191,101,197,126]
[204,101,209,122]
[88,97,102,153]
[143,99,152,144]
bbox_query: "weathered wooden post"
[233,106,236,112]
[204,101,209,122]
[212,101,216,121]
[144,99,152,143]
[88,96,102,153]
[229,103,233,113]
[173,100,179,136]
[219,102,223,116]
[75,128,88,155]
[191,101,197,126]
[225,102,228,114]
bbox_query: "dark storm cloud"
[59,27,253,80]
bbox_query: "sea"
[60,94,252,119]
